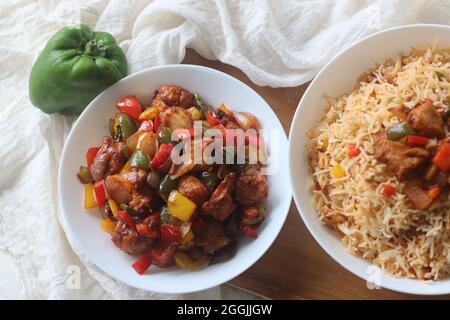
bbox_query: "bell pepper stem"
[84,39,98,56]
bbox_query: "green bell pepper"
[199,171,218,193]
[130,150,149,170]
[387,122,416,141]
[76,166,94,184]
[113,114,137,141]
[159,175,179,197]
[119,203,138,216]
[435,71,445,81]
[29,24,127,115]
[160,206,170,224]
[159,206,179,225]
[193,93,213,112]
[158,128,174,144]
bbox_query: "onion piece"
[179,222,192,237]
[137,132,158,159]
[169,161,195,180]
[233,112,260,130]
[126,130,144,153]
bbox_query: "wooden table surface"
[182,49,449,300]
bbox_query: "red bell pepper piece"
[160,224,182,244]
[313,183,321,191]
[155,158,173,176]
[93,180,107,206]
[117,96,142,120]
[136,224,160,239]
[243,206,259,219]
[139,120,153,132]
[150,144,174,169]
[433,143,450,173]
[239,222,257,239]
[85,147,100,167]
[136,214,160,238]
[151,241,176,267]
[380,184,396,197]
[132,254,152,275]
[347,143,361,157]
[153,113,161,132]
[205,110,222,127]
[117,211,135,228]
[406,135,429,147]
[427,186,441,199]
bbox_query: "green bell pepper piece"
[193,93,203,109]
[199,171,218,193]
[76,166,94,184]
[29,24,127,115]
[120,203,138,216]
[159,206,180,225]
[435,71,445,81]
[158,128,174,144]
[387,122,416,141]
[193,93,213,112]
[159,175,178,197]
[160,206,171,224]
[130,150,149,170]
[113,114,137,141]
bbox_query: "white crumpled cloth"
[0,0,449,299]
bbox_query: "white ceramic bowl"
[59,65,291,294]
[289,24,450,295]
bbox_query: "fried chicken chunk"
[234,168,268,205]
[407,100,445,138]
[159,107,192,131]
[201,173,237,221]
[152,85,194,109]
[178,175,209,206]
[372,131,429,179]
[90,136,126,181]
[111,221,153,255]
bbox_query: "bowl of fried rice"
[289,24,450,295]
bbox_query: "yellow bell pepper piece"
[138,106,162,120]
[186,107,202,121]
[174,252,208,270]
[108,199,119,217]
[219,103,232,116]
[84,183,97,209]
[100,219,117,234]
[181,229,194,245]
[167,190,197,222]
[331,164,345,178]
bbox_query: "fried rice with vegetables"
[308,45,450,280]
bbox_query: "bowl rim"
[288,23,450,296]
[58,63,291,294]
